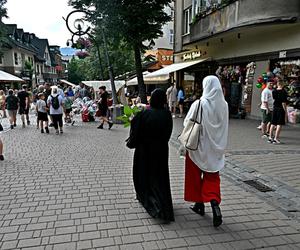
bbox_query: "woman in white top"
[47,86,64,135]
[183,75,228,227]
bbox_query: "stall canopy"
[82,80,126,93]
[143,58,209,83]
[126,71,151,86]
[0,70,24,82]
[59,79,76,88]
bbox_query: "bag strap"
[192,100,201,122]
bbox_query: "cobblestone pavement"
[172,117,300,220]
[0,116,300,249]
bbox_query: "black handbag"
[0,123,3,132]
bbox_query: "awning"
[144,58,209,82]
[126,71,151,86]
[0,70,24,82]
[59,79,76,88]
[82,80,126,93]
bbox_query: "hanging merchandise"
[217,65,245,117]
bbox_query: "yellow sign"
[183,51,202,61]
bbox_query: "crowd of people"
[0,82,115,161]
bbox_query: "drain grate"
[243,180,274,192]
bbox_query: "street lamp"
[63,10,118,105]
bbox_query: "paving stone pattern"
[0,117,300,249]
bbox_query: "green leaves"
[117,105,141,128]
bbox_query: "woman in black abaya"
[130,88,174,222]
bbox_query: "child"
[64,91,73,123]
[36,93,49,133]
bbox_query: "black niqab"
[130,89,174,222]
[150,88,167,109]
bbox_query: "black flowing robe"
[131,108,174,222]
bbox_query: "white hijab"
[184,75,228,172]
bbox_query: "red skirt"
[184,153,221,204]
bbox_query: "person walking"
[177,86,185,118]
[260,81,274,138]
[17,84,30,128]
[47,86,64,135]
[183,76,228,227]
[0,90,7,118]
[128,88,174,223]
[97,86,113,129]
[166,83,177,118]
[66,86,75,100]
[268,80,288,144]
[36,93,49,134]
[5,89,19,129]
[63,91,73,123]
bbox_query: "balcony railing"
[188,0,300,44]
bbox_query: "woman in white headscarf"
[183,75,228,227]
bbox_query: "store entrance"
[216,64,247,116]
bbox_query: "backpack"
[51,95,60,109]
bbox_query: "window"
[0,56,3,64]
[171,10,175,20]
[183,8,192,35]
[169,29,174,44]
[14,53,19,65]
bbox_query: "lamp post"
[64,10,118,105]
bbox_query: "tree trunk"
[134,43,147,104]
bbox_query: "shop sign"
[161,55,173,61]
[279,51,287,58]
[183,50,202,61]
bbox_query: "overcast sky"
[4,0,74,47]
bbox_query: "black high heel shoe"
[210,200,222,227]
[190,202,205,216]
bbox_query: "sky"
[4,0,75,47]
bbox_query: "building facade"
[174,0,300,118]
[152,2,175,50]
[0,24,65,88]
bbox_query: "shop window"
[183,8,192,35]
[169,29,174,44]
[14,53,19,65]
[170,10,175,20]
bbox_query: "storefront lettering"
[279,51,287,58]
[183,51,202,61]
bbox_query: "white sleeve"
[261,90,268,102]
[183,100,199,127]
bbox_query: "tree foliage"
[68,0,172,103]
[0,0,8,57]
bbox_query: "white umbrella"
[0,70,24,82]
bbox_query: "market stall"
[271,59,300,124]
[0,70,24,89]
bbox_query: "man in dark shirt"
[268,80,288,144]
[17,84,30,128]
[97,86,113,129]
[6,89,19,129]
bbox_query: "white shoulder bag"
[178,101,203,151]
